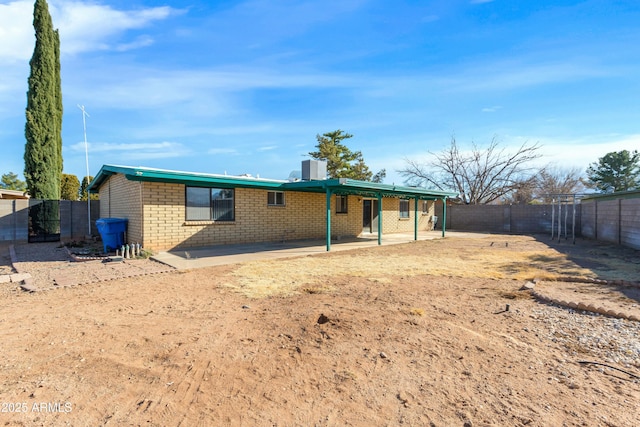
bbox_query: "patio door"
[362,199,379,233]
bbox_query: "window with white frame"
[267,191,285,206]
[186,187,235,221]
[399,199,410,218]
[336,195,348,213]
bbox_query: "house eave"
[89,164,458,200]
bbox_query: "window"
[186,187,235,221]
[399,199,410,218]
[421,200,429,215]
[212,189,235,221]
[336,195,348,214]
[267,191,285,206]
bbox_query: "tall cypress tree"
[54,26,63,180]
[24,0,62,200]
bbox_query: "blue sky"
[1,0,639,185]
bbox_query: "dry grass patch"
[221,235,628,298]
[408,307,425,316]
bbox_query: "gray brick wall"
[435,202,581,236]
[620,198,640,249]
[0,199,99,243]
[581,196,640,249]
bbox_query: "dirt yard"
[1,234,639,426]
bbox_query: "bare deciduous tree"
[535,166,586,202]
[399,137,543,204]
[504,176,538,204]
[503,167,586,204]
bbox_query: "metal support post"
[326,189,332,251]
[442,197,447,237]
[414,196,419,241]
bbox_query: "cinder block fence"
[580,190,640,250]
[435,202,582,236]
[0,199,99,243]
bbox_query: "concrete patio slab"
[151,231,493,270]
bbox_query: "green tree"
[1,172,27,191]
[372,169,386,183]
[309,130,384,181]
[80,176,98,201]
[24,0,63,200]
[60,173,80,200]
[54,17,63,178]
[586,150,640,193]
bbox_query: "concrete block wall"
[621,198,640,249]
[60,200,100,239]
[379,198,435,233]
[510,204,581,235]
[435,202,580,235]
[330,195,363,238]
[580,200,596,238]
[594,199,619,244]
[99,174,144,244]
[581,196,640,250]
[0,200,29,242]
[1,199,99,243]
[139,185,368,251]
[437,204,505,232]
[141,181,183,249]
[108,179,437,251]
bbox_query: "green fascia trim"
[89,165,458,200]
[88,164,286,192]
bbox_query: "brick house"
[88,164,457,252]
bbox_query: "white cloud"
[481,106,502,113]
[0,0,179,62]
[114,35,155,52]
[206,0,367,47]
[542,135,640,168]
[67,67,357,112]
[0,0,33,63]
[498,133,640,170]
[67,140,190,160]
[441,60,611,94]
[52,2,178,55]
[207,148,239,155]
[258,145,278,152]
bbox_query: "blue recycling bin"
[96,218,128,253]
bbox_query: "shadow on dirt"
[531,233,640,303]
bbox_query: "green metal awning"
[89,165,458,251]
[283,178,456,199]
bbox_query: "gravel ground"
[8,242,172,291]
[0,245,14,275]
[529,305,640,374]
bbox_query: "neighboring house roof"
[581,189,640,202]
[89,164,458,200]
[0,189,30,199]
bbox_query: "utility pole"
[78,105,91,237]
